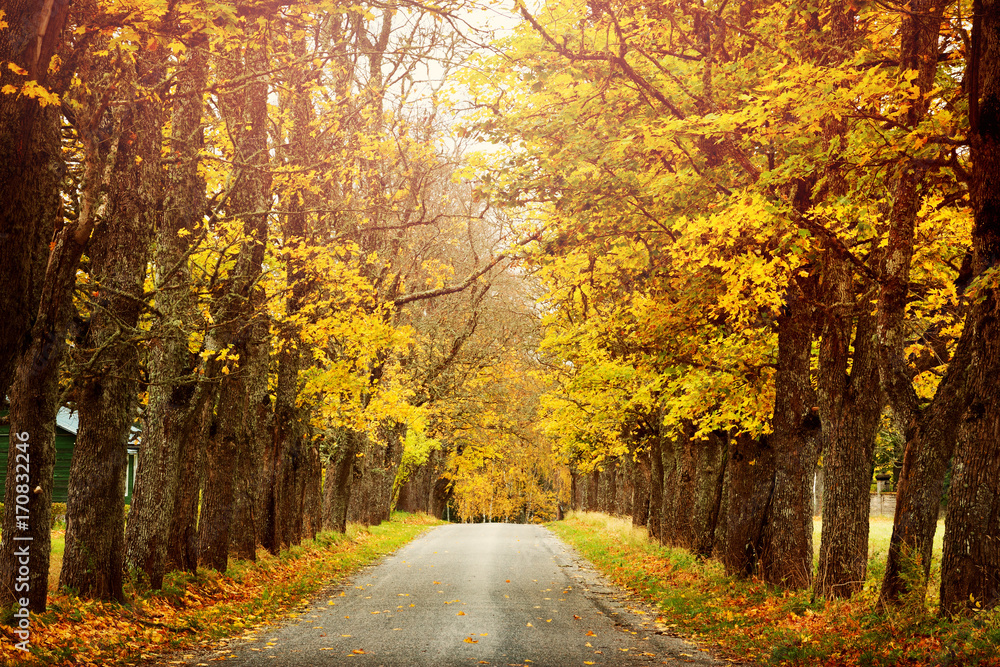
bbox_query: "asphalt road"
[176,523,722,667]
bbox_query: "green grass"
[48,531,64,592]
[550,511,1000,667]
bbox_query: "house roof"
[56,407,78,434]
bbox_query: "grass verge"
[549,512,1000,667]
[1,512,441,666]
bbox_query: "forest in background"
[454,0,1000,616]
[0,0,557,615]
[1,0,999,627]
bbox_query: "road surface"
[173,523,723,666]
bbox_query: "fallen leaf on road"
[352,649,365,654]
[586,631,596,636]
[464,637,479,644]
[457,611,466,616]
[526,623,532,627]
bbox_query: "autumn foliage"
[0,514,438,665]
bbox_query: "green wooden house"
[0,408,140,505]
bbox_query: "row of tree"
[0,0,557,614]
[459,0,1000,615]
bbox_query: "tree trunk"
[719,433,775,576]
[0,136,98,612]
[198,389,238,572]
[939,0,1000,615]
[760,290,822,588]
[647,435,663,542]
[871,0,956,607]
[632,447,650,527]
[198,303,269,571]
[124,34,208,589]
[230,335,270,561]
[570,468,580,511]
[254,395,276,548]
[60,62,159,599]
[0,44,125,606]
[348,422,406,526]
[0,0,70,397]
[659,431,680,545]
[690,430,727,559]
[269,343,303,551]
[815,274,882,599]
[324,428,361,533]
[197,22,271,571]
[878,326,974,605]
[165,395,212,574]
[302,438,323,540]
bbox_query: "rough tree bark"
[60,50,160,599]
[324,427,361,533]
[877,0,970,606]
[647,433,664,542]
[0,0,70,613]
[760,288,822,588]
[939,0,1000,615]
[125,36,209,589]
[658,428,683,546]
[718,432,775,577]
[690,430,727,559]
[0,107,102,612]
[0,0,71,397]
[229,331,270,561]
[165,394,211,573]
[631,446,650,527]
[196,20,271,571]
[803,2,884,599]
[348,422,406,526]
[815,299,881,599]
